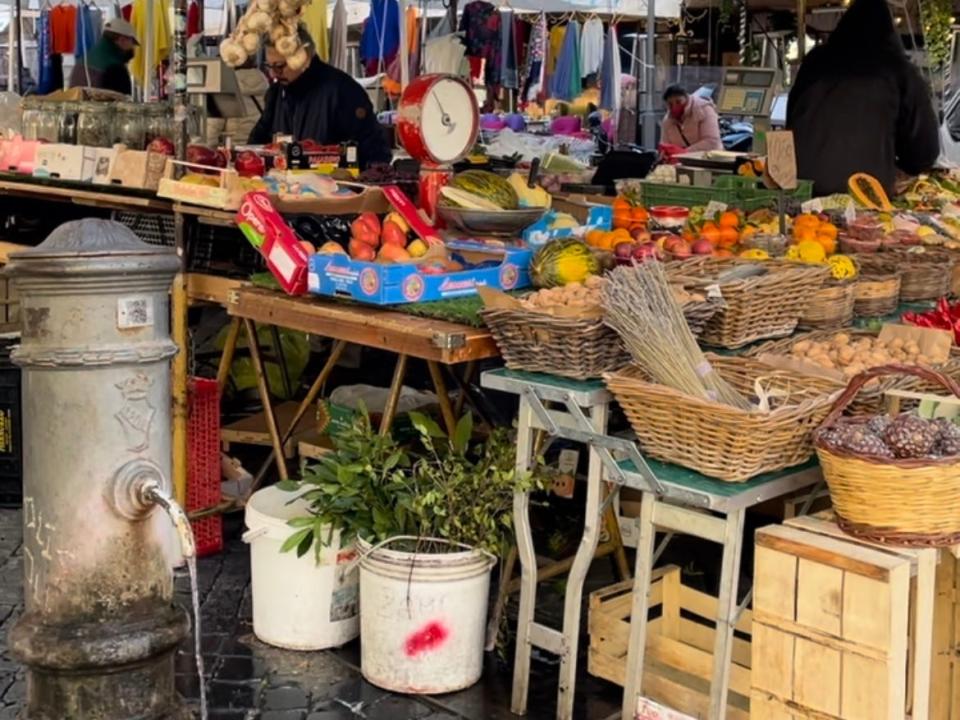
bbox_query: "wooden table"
[223,287,500,484]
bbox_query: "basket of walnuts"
[813,364,960,547]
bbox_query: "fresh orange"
[793,213,820,229]
[701,225,721,245]
[613,212,632,230]
[713,248,734,258]
[630,206,649,224]
[586,229,606,248]
[611,227,632,239]
[612,196,632,213]
[818,222,838,241]
[739,225,758,242]
[793,226,818,245]
[717,226,739,248]
[718,210,740,229]
[815,233,837,255]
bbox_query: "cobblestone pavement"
[0,510,621,719]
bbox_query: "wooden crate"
[588,565,751,720]
[753,522,925,719]
[933,550,960,720]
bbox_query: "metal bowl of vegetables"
[438,206,547,236]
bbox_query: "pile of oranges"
[696,210,743,250]
[586,227,636,251]
[612,197,649,231]
[791,214,838,254]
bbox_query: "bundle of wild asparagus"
[602,263,750,409]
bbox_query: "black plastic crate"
[0,337,22,508]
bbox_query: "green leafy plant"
[922,0,953,69]
[277,410,546,560]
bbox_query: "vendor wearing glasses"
[248,25,392,170]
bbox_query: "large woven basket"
[798,281,856,331]
[859,249,953,301]
[480,308,628,380]
[814,364,960,547]
[666,258,829,349]
[853,266,901,318]
[604,355,841,482]
[747,328,960,415]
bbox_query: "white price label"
[704,200,729,217]
[705,283,723,300]
[117,296,154,329]
[800,198,823,214]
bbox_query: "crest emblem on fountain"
[114,373,156,452]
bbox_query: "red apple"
[670,239,692,259]
[381,221,408,247]
[630,226,651,244]
[691,239,714,255]
[234,150,265,178]
[632,242,663,262]
[146,137,175,155]
[348,239,376,261]
[613,241,635,260]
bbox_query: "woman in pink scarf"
[659,85,722,156]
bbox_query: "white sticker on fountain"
[117,296,154,329]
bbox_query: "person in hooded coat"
[787,0,939,196]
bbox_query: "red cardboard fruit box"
[235,192,310,295]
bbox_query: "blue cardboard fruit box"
[307,241,533,305]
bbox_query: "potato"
[888,338,904,350]
[793,340,812,354]
[916,354,931,365]
[839,346,856,364]
[834,333,850,346]
[905,340,921,355]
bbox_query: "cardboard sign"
[763,131,798,191]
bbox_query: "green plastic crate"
[638,175,814,210]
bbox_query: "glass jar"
[76,102,114,147]
[21,97,41,140]
[144,104,174,146]
[35,102,61,142]
[58,101,80,144]
[114,102,145,149]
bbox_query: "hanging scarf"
[36,9,54,95]
[499,8,517,90]
[600,25,622,114]
[521,13,546,103]
[550,21,580,102]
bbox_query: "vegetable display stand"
[481,367,825,720]
[604,356,840,482]
[753,514,942,719]
[666,258,829,349]
[814,365,960,546]
[858,250,954,302]
[479,308,628,380]
[634,176,813,210]
[589,566,751,720]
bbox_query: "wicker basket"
[480,308,628,380]
[860,249,953,301]
[604,355,841,482]
[853,268,901,318]
[665,257,829,349]
[747,329,960,415]
[798,281,856,330]
[815,364,960,547]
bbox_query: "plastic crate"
[0,338,21,508]
[187,378,222,556]
[636,175,814,210]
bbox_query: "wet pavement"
[0,509,623,720]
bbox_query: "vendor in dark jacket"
[787,0,939,196]
[68,18,137,95]
[249,26,392,169]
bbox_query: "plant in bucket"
[279,409,546,694]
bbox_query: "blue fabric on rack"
[599,24,621,111]
[500,8,517,89]
[75,5,100,60]
[36,9,54,95]
[359,0,400,65]
[550,21,580,102]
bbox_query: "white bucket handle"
[346,535,497,575]
[242,527,270,544]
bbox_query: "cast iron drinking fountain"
[5,219,206,719]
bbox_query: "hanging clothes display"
[360,0,400,73]
[75,4,102,60]
[499,8,516,90]
[186,0,201,37]
[302,0,329,62]
[130,0,171,87]
[36,8,55,95]
[459,0,500,86]
[599,24,622,113]
[580,17,604,79]
[550,21,580,102]
[50,4,77,55]
[546,24,564,76]
[521,12,546,103]
[423,34,466,76]
[328,0,348,71]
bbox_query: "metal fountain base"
[9,604,190,720]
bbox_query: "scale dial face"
[416,76,478,165]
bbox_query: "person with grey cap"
[69,18,138,95]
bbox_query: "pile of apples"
[321,212,430,263]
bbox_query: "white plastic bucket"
[243,485,359,650]
[358,537,497,694]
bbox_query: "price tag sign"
[763,130,798,191]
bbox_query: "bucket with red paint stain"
[358,536,496,694]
